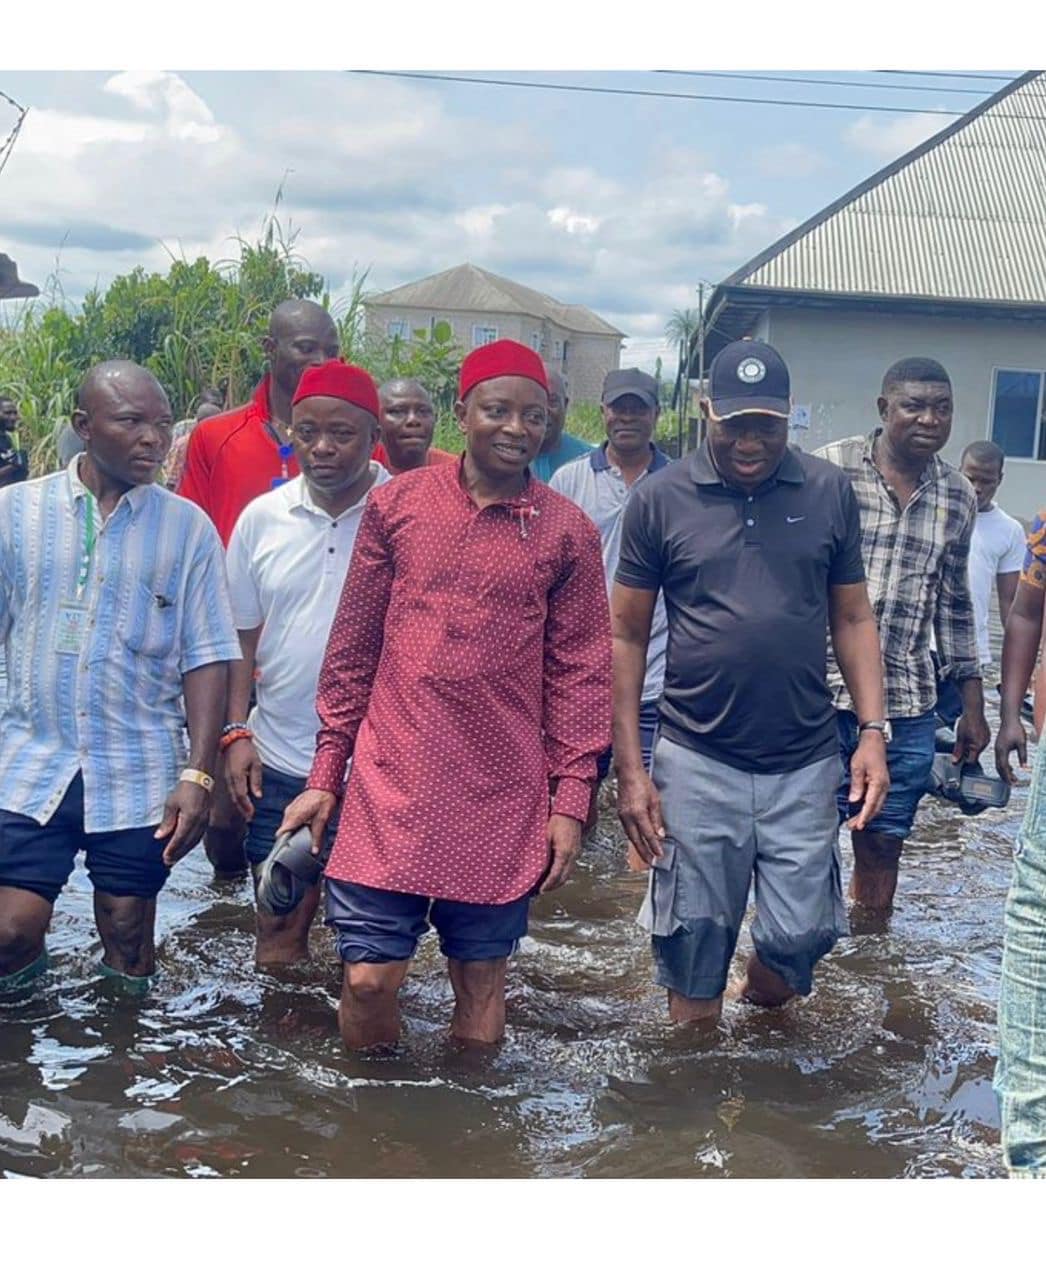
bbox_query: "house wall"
[761,306,1046,522]
[365,305,622,404]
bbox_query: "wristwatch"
[859,719,892,744]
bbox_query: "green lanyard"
[76,492,97,600]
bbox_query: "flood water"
[0,695,1021,1179]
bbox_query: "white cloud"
[547,206,600,235]
[2,71,796,368]
[104,70,224,143]
[844,111,946,161]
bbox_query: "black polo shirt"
[616,442,865,774]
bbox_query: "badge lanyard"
[274,441,294,489]
[56,492,97,655]
[76,491,97,599]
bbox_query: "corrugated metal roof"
[368,263,624,337]
[736,71,1046,304]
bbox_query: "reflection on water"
[0,749,1018,1178]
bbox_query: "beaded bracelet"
[219,728,254,752]
[221,721,250,737]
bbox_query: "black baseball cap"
[707,339,790,420]
[602,367,658,408]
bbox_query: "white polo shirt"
[226,465,390,778]
[550,442,670,705]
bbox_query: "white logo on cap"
[737,357,766,384]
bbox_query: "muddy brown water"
[0,695,1021,1180]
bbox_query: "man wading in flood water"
[223,360,390,967]
[0,362,239,992]
[280,339,611,1049]
[817,358,987,917]
[612,339,889,1027]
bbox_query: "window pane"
[471,325,498,348]
[387,319,409,340]
[991,370,1042,459]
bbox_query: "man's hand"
[154,780,211,867]
[616,765,665,867]
[954,709,991,765]
[225,738,264,821]
[277,788,338,855]
[995,715,1027,785]
[847,732,890,830]
[539,815,583,893]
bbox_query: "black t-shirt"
[616,443,865,774]
[0,431,28,487]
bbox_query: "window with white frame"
[531,331,542,352]
[990,369,1046,459]
[471,324,499,348]
[553,340,563,360]
[386,318,410,340]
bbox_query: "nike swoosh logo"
[786,516,805,524]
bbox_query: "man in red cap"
[223,361,390,966]
[280,339,612,1049]
[178,299,339,876]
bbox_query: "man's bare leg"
[447,957,508,1043]
[850,831,902,913]
[667,989,723,1026]
[739,954,796,1007]
[0,886,52,978]
[253,879,321,967]
[339,959,410,1050]
[93,892,156,976]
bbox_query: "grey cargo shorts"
[639,735,848,1000]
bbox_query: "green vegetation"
[0,211,679,472]
[0,215,471,475]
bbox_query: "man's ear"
[71,409,89,442]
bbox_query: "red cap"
[292,359,380,419]
[458,339,549,401]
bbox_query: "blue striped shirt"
[0,458,241,832]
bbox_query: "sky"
[0,67,1022,373]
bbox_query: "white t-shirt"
[225,465,390,778]
[969,503,1025,665]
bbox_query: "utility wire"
[874,69,1013,81]
[652,70,991,96]
[0,89,27,182]
[348,70,1041,121]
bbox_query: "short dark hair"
[961,439,1005,471]
[881,357,951,395]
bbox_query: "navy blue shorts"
[325,878,531,964]
[596,699,660,784]
[0,774,169,903]
[244,764,339,868]
[836,710,937,840]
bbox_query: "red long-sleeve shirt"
[177,377,300,546]
[309,460,612,904]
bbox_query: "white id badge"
[55,602,88,655]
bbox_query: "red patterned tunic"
[309,460,612,904]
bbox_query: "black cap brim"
[709,396,790,420]
[604,386,658,408]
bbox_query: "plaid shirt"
[814,431,978,718]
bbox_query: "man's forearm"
[831,615,884,725]
[1000,608,1042,719]
[226,629,260,723]
[959,674,985,717]
[612,637,647,773]
[183,661,229,776]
